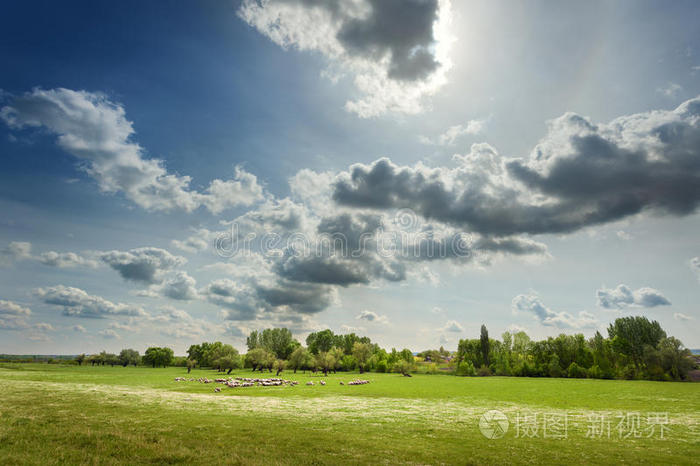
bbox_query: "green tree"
[288,346,312,373]
[480,325,490,367]
[246,330,261,351]
[187,343,212,366]
[204,343,239,371]
[104,353,119,367]
[186,358,197,373]
[457,339,482,367]
[608,316,666,370]
[118,348,140,367]
[336,333,366,355]
[261,328,298,359]
[340,354,357,371]
[329,347,344,373]
[274,359,286,376]
[501,332,512,354]
[589,331,615,378]
[398,348,414,363]
[217,354,242,374]
[246,347,274,372]
[393,359,415,376]
[247,328,300,359]
[512,331,531,355]
[143,347,174,368]
[306,329,335,354]
[314,351,336,376]
[352,342,372,373]
[75,353,86,366]
[658,337,693,380]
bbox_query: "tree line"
[70,316,696,381]
[454,317,694,381]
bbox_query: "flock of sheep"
[174,376,370,391]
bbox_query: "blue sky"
[1,0,699,354]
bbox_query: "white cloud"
[98,328,120,339]
[238,0,455,118]
[35,285,148,318]
[150,306,219,339]
[172,228,212,253]
[0,88,264,213]
[512,294,598,329]
[596,284,671,309]
[0,299,32,316]
[72,325,87,333]
[421,120,486,146]
[289,169,336,215]
[616,230,633,241]
[1,241,99,269]
[0,315,30,330]
[674,312,693,321]
[339,324,365,333]
[691,257,700,281]
[442,320,463,333]
[0,241,32,265]
[505,324,528,334]
[411,265,441,286]
[34,322,54,332]
[39,251,98,268]
[656,82,682,98]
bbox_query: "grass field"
[0,364,698,465]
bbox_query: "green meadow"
[0,364,698,465]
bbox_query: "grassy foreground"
[0,364,698,465]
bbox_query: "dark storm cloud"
[271,211,546,287]
[203,276,336,320]
[99,247,186,285]
[333,97,700,236]
[255,281,336,314]
[336,0,440,81]
[160,272,198,301]
[273,212,406,286]
[246,0,441,82]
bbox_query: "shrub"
[456,360,476,376]
[513,360,536,377]
[548,356,563,378]
[567,362,587,378]
[587,365,603,379]
[620,364,639,380]
[375,359,388,373]
[477,365,492,377]
[645,364,667,381]
[392,359,415,375]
